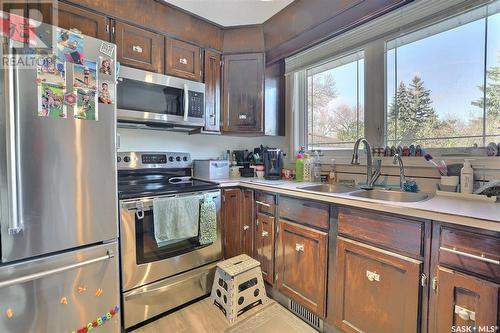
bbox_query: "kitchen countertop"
[212,177,500,232]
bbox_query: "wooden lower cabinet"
[334,237,422,333]
[255,213,275,284]
[429,267,499,333]
[277,220,328,317]
[240,189,254,257]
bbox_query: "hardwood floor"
[132,297,316,333]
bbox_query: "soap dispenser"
[460,159,474,194]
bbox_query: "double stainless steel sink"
[298,184,431,203]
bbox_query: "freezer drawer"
[122,262,216,329]
[0,242,120,333]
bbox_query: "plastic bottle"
[303,153,312,182]
[295,153,304,182]
[460,159,474,194]
[328,159,337,185]
[313,151,321,182]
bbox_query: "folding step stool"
[211,254,269,323]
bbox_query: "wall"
[117,128,288,160]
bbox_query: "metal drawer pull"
[132,45,143,53]
[262,231,269,237]
[295,243,304,252]
[179,57,188,64]
[243,225,249,231]
[440,247,500,265]
[454,305,475,321]
[0,251,114,289]
[255,200,271,208]
[366,270,380,282]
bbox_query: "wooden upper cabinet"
[166,38,202,81]
[334,237,422,333]
[114,21,164,73]
[240,189,254,258]
[430,267,499,333]
[203,50,221,132]
[55,2,109,40]
[264,61,285,136]
[255,213,275,285]
[277,220,328,317]
[222,53,264,133]
[222,189,242,259]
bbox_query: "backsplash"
[117,128,288,160]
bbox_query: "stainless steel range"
[117,151,222,329]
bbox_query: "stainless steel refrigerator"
[0,23,120,332]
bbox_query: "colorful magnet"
[38,83,66,118]
[64,92,77,107]
[95,288,103,297]
[99,42,115,57]
[6,308,13,319]
[87,322,93,331]
[73,60,97,90]
[36,55,66,86]
[106,312,112,320]
[60,297,68,305]
[98,81,114,105]
[96,317,103,326]
[56,28,84,64]
[98,56,113,76]
[78,286,87,293]
[74,89,97,121]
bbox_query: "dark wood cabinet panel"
[114,21,164,73]
[255,213,275,285]
[222,53,264,133]
[166,38,201,81]
[277,220,328,317]
[255,191,276,216]
[334,237,421,333]
[222,188,242,259]
[203,50,221,132]
[429,267,499,333]
[241,189,254,258]
[222,26,265,53]
[338,207,424,258]
[279,196,329,230]
[55,2,109,40]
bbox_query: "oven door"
[117,66,205,127]
[119,190,221,291]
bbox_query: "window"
[386,6,500,148]
[306,52,364,150]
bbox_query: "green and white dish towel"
[199,193,217,245]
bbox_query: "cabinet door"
[240,189,254,258]
[334,237,422,333]
[255,213,275,285]
[56,3,109,40]
[430,267,499,333]
[114,21,164,73]
[222,189,241,259]
[166,38,201,81]
[277,220,328,316]
[222,53,264,133]
[204,50,221,132]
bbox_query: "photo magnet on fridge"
[74,88,97,121]
[56,28,84,64]
[98,56,113,76]
[99,42,115,57]
[98,81,114,105]
[38,83,67,118]
[73,60,97,90]
[36,55,66,86]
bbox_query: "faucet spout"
[392,154,406,190]
[352,138,374,189]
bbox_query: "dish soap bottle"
[295,153,304,182]
[460,159,474,194]
[328,159,337,185]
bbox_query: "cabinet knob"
[454,305,475,321]
[132,45,143,53]
[179,57,188,65]
[243,225,249,231]
[262,231,269,237]
[295,243,304,252]
[366,270,380,282]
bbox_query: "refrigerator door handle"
[4,59,22,235]
[0,250,114,289]
[183,83,189,121]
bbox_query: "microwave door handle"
[183,83,189,121]
[3,60,22,235]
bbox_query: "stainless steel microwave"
[117,66,205,129]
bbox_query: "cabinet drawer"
[279,196,329,230]
[338,207,424,258]
[439,226,500,281]
[255,191,276,216]
[166,38,201,81]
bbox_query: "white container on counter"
[193,160,230,180]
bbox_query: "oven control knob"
[176,156,181,162]
[117,156,121,163]
[183,156,188,162]
[169,156,174,162]
[123,156,130,163]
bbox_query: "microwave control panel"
[188,91,204,118]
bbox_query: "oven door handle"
[183,83,189,121]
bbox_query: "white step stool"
[211,254,269,323]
